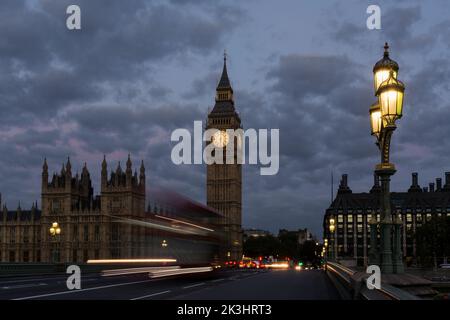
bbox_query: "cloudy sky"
[1,0,450,237]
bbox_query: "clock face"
[213,130,229,148]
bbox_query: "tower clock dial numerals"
[213,130,229,148]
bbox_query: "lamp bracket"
[377,124,396,164]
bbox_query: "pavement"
[0,268,340,300]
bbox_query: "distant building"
[323,173,450,267]
[243,229,272,242]
[278,228,313,245]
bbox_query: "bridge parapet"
[326,261,420,300]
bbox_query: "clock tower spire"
[206,53,242,261]
[215,50,234,104]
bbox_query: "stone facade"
[0,155,148,263]
[206,57,243,261]
[324,172,450,266]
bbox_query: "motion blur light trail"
[155,214,214,232]
[87,259,177,264]
[101,266,180,277]
[267,263,289,269]
[148,266,213,278]
[107,214,214,236]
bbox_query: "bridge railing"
[326,261,420,300]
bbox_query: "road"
[0,269,340,300]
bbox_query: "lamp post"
[329,217,336,261]
[369,43,405,274]
[49,222,61,263]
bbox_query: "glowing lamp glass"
[374,69,397,93]
[369,103,382,137]
[376,72,405,125]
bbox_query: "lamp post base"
[376,165,396,274]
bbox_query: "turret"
[42,158,49,191]
[31,201,36,223]
[17,202,21,221]
[2,204,7,223]
[140,160,145,187]
[101,155,107,189]
[126,154,133,187]
[66,157,72,177]
[65,157,72,191]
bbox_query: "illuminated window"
[357,215,363,223]
[406,214,412,222]
[348,215,353,223]
[338,215,344,223]
[357,224,363,233]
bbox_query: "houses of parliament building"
[0,156,148,263]
[0,56,243,263]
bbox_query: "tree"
[243,235,281,258]
[415,216,450,267]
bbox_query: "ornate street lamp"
[329,216,336,261]
[369,43,405,274]
[49,222,61,263]
[323,238,329,268]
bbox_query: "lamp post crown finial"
[384,42,389,57]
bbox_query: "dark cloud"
[1,1,449,238]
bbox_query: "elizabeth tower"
[206,55,242,261]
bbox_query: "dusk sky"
[1,0,450,237]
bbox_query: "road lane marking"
[0,275,100,285]
[182,282,205,289]
[211,278,226,283]
[13,279,155,300]
[130,290,171,300]
[2,283,47,290]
